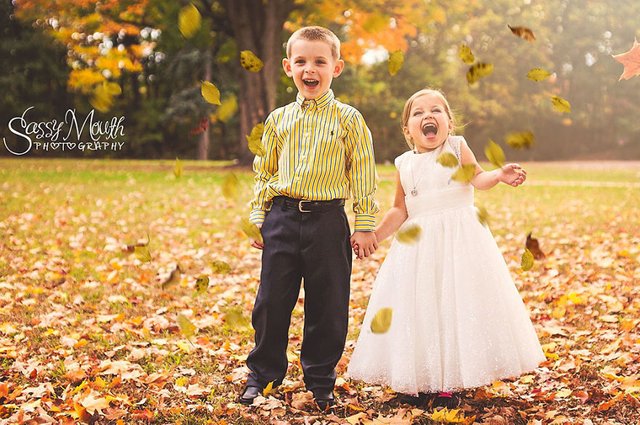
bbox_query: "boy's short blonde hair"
[286,26,341,60]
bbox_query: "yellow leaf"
[177,314,197,338]
[451,164,476,184]
[222,173,239,201]
[211,260,232,274]
[223,307,250,330]
[175,376,189,387]
[174,157,183,178]
[508,25,536,42]
[262,380,276,396]
[551,95,571,113]
[521,248,534,271]
[437,152,459,168]
[388,50,404,76]
[241,218,263,243]
[90,83,115,112]
[246,123,265,156]
[431,407,465,423]
[458,44,475,64]
[476,205,490,227]
[178,4,201,38]
[527,68,552,81]
[466,62,493,84]
[216,94,238,122]
[370,308,393,334]
[240,50,264,72]
[396,223,422,244]
[134,245,152,262]
[201,81,221,105]
[505,131,534,149]
[484,140,505,168]
[194,276,209,295]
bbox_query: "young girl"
[348,88,545,408]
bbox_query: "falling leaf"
[222,173,239,201]
[484,140,505,168]
[370,308,393,334]
[527,68,552,81]
[134,245,152,263]
[215,94,238,122]
[211,260,231,274]
[526,233,546,260]
[90,82,120,113]
[194,276,209,295]
[178,4,201,39]
[437,152,459,168]
[458,44,475,64]
[161,265,182,289]
[262,381,276,397]
[550,95,571,113]
[388,50,404,76]
[174,157,183,178]
[612,38,640,80]
[246,123,265,156]
[240,50,264,72]
[451,164,476,184]
[177,314,197,338]
[508,25,536,42]
[521,248,534,271]
[505,131,534,149]
[201,81,221,105]
[241,218,263,243]
[223,307,250,330]
[396,223,422,244]
[466,63,494,84]
[476,205,490,227]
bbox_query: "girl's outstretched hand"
[500,163,527,187]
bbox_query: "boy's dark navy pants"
[246,196,352,392]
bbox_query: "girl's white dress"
[348,136,545,395]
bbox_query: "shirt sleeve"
[249,114,279,226]
[344,109,379,231]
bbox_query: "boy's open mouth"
[422,122,438,137]
[303,79,319,88]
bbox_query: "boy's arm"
[249,114,279,227]
[344,110,379,232]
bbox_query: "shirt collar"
[296,89,334,110]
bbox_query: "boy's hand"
[251,224,264,250]
[499,163,527,187]
[350,231,378,259]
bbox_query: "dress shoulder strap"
[448,135,462,162]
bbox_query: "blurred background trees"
[2,0,639,161]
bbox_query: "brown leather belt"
[272,196,345,213]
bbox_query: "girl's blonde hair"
[401,88,456,149]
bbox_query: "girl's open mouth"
[422,123,438,137]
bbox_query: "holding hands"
[350,231,378,260]
[499,163,527,187]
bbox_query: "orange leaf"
[612,38,640,80]
[508,25,536,42]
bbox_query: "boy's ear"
[282,58,293,77]
[333,59,345,77]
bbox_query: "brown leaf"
[526,233,546,259]
[508,25,536,42]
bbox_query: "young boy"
[240,26,379,410]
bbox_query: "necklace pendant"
[411,188,418,196]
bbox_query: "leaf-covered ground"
[1,159,639,425]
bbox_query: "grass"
[0,158,639,424]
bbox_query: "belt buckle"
[298,200,312,213]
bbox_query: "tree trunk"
[223,0,294,164]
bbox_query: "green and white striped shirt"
[250,89,378,231]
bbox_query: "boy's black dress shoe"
[313,389,335,410]
[239,386,262,405]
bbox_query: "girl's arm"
[460,139,527,190]
[374,171,409,242]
